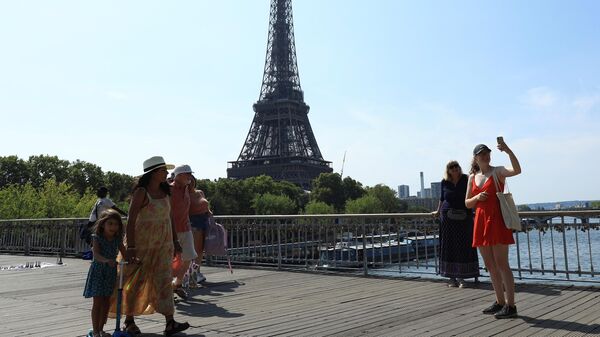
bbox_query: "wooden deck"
[1,255,600,337]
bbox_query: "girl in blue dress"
[83,209,126,337]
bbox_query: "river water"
[373,226,600,284]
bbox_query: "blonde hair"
[443,160,462,181]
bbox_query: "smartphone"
[497,136,504,144]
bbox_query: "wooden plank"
[440,286,583,336]
[268,281,485,336]
[3,254,600,337]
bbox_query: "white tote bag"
[492,169,522,231]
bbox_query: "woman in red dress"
[465,139,521,319]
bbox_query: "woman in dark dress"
[433,161,480,287]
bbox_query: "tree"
[244,175,277,196]
[0,155,30,188]
[104,171,135,202]
[366,184,403,213]
[252,193,296,215]
[304,200,335,214]
[68,160,105,196]
[407,205,430,213]
[0,183,40,219]
[345,195,385,214]
[518,204,532,211]
[275,180,305,210]
[342,176,366,202]
[27,155,70,188]
[210,178,253,215]
[0,179,97,219]
[590,201,600,210]
[310,173,345,211]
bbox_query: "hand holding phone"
[497,136,508,152]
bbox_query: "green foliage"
[105,171,135,202]
[342,176,366,201]
[345,195,385,214]
[27,155,70,189]
[590,201,600,210]
[0,183,40,218]
[0,155,134,203]
[209,178,253,215]
[304,200,335,214]
[0,155,30,187]
[0,155,425,218]
[251,193,297,215]
[68,160,105,196]
[518,204,532,211]
[199,175,306,215]
[366,184,405,213]
[0,179,97,219]
[310,173,345,211]
[407,205,431,213]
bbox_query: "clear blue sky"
[1,1,599,203]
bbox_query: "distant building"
[423,188,432,199]
[398,185,410,199]
[417,191,422,198]
[431,182,441,200]
[420,172,425,198]
[405,197,437,212]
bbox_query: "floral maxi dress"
[109,192,175,317]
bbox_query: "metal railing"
[1,211,599,283]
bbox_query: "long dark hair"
[469,157,480,175]
[133,170,171,196]
[94,209,124,239]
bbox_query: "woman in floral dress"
[109,156,189,336]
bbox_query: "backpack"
[79,200,100,244]
[204,216,233,273]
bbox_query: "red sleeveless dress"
[472,175,515,247]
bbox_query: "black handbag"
[79,201,100,243]
[446,208,468,221]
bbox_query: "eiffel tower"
[227,0,332,190]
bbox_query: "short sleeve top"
[440,174,469,210]
[92,233,121,262]
[89,198,116,222]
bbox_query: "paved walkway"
[1,254,600,336]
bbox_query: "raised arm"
[111,205,128,217]
[496,140,522,180]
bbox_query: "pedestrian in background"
[433,160,479,288]
[170,165,198,299]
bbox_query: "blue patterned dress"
[83,234,121,298]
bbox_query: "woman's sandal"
[164,319,190,336]
[123,320,142,335]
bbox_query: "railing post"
[362,220,368,276]
[24,226,31,256]
[562,216,570,280]
[61,222,68,257]
[515,229,522,280]
[277,223,282,270]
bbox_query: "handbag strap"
[491,167,509,193]
[94,200,100,219]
